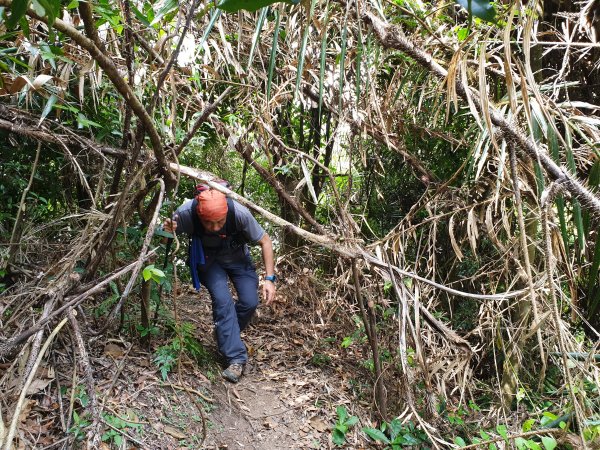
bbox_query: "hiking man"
[163,188,276,383]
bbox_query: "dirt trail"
[91,286,368,449]
[181,290,344,449]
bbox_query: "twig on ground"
[3,317,69,450]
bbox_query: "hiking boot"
[249,309,260,326]
[222,363,245,383]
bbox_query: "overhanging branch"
[362,12,600,219]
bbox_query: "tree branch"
[362,11,600,219]
[0,0,175,188]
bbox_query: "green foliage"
[68,410,90,441]
[142,264,166,283]
[0,269,6,293]
[153,345,177,380]
[310,352,331,367]
[331,405,358,446]
[452,410,563,449]
[6,0,29,29]
[153,322,210,380]
[363,418,430,448]
[101,412,143,447]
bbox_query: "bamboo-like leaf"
[318,0,330,119]
[467,207,479,258]
[149,0,178,26]
[266,8,281,101]
[294,0,316,100]
[301,158,318,204]
[338,0,350,112]
[503,5,518,116]
[478,39,500,156]
[355,10,363,107]
[587,232,600,298]
[564,123,585,258]
[39,93,58,125]
[485,203,506,252]
[449,214,464,261]
[200,8,222,50]
[247,7,268,71]
[7,0,29,29]
[548,121,570,258]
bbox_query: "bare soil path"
[83,281,369,450]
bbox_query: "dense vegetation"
[1,0,599,447]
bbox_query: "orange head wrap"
[196,190,228,221]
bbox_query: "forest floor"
[14,271,375,449]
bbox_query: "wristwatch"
[265,274,277,283]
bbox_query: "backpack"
[187,179,246,290]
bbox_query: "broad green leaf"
[388,418,403,439]
[455,0,496,22]
[480,430,490,440]
[217,0,299,13]
[515,437,528,450]
[143,265,164,283]
[336,406,347,422]
[496,424,508,440]
[402,433,420,445]
[331,428,346,445]
[363,427,390,443]
[540,412,558,427]
[525,440,542,450]
[457,26,469,41]
[142,265,154,282]
[541,436,557,450]
[7,0,29,29]
[454,436,467,447]
[346,416,358,427]
[522,418,535,432]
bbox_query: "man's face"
[200,217,226,233]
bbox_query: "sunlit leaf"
[541,436,557,450]
[149,0,178,26]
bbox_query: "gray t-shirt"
[173,198,265,264]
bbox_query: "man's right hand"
[163,217,178,233]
